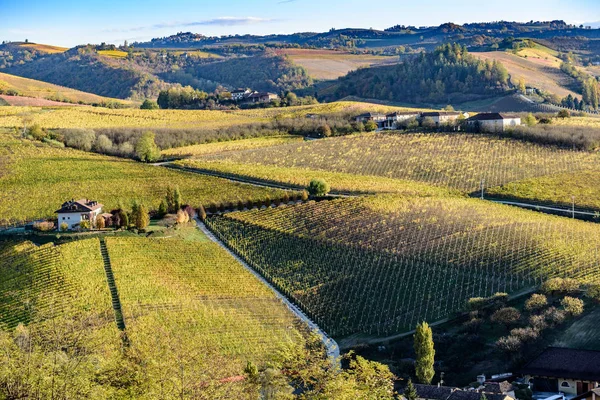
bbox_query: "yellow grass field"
[0,101,405,130]
[18,43,68,54]
[474,51,579,98]
[162,135,304,157]
[97,49,128,58]
[279,49,398,80]
[0,72,132,106]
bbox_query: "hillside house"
[246,92,278,104]
[55,199,103,230]
[383,112,420,129]
[525,86,537,95]
[400,384,514,400]
[466,113,521,132]
[520,348,600,396]
[231,89,252,101]
[355,112,386,124]
[420,111,468,125]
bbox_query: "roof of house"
[421,112,462,117]
[571,388,600,400]
[400,384,511,400]
[56,199,103,214]
[356,112,386,118]
[232,89,248,93]
[483,382,514,394]
[520,347,600,381]
[387,111,420,117]
[467,113,520,121]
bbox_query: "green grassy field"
[178,132,600,209]
[207,194,600,338]
[97,49,128,59]
[0,72,133,106]
[0,129,286,225]
[553,305,600,350]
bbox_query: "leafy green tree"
[365,120,378,131]
[173,186,183,212]
[414,322,435,384]
[518,77,527,94]
[95,215,105,230]
[307,179,330,196]
[197,204,207,221]
[135,131,161,162]
[561,296,584,316]
[404,378,418,400]
[132,203,150,230]
[525,294,548,312]
[158,199,168,217]
[140,99,159,110]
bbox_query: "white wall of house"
[525,376,599,396]
[57,209,102,230]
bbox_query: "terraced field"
[0,129,286,225]
[180,132,600,209]
[207,195,600,338]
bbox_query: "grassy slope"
[0,71,132,105]
[279,49,398,80]
[162,135,304,157]
[106,234,303,390]
[473,51,579,98]
[207,194,600,338]
[0,101,403,130]
[17,43,68,54]
[0,129,286,224]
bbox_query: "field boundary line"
[99,238,126,331]
[159,163,360,197]
[195,218,341,363]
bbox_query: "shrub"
[140,99,159,110]
[542,277,580,294]
[307,179,330,196]
[543,306,566,326]
[557,110,570,119]
[510,327,539,343]
[525,294,548,312]
[301,190,309,201]
[176,209,189,224]
[561,296,584,316]
[33,221,55,232]
[95,215,105,230]
[183,205,196,219]
[587,284,600,302]
[364,120,378,132]
[60,222,68,232]
[496,335,521,352]
[491,307,521,328]
[79,220,91,231]
[28,124,46,140]
[197,204,207,221]
[529,314,548,331]
[467,297,487,311]
[93,134,113,153]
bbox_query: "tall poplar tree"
[414,322,435,384]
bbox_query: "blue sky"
[1,0,599,47]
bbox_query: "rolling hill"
[0,71,133,106]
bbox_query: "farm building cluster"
[231,89,278,104]
[355,111,521,132]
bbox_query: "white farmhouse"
[231,89,251,101]
[466,113,521,132]
[420,111,468,125]
[383,112,420,129]
[55,199,103,230]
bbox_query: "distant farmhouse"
[383,111,420,129]
[231,89,278,104]
[355,112,387,124]
[520,347,600,397]
[421,111,469,125]
[56,199,103,230]
[466,113,521,132]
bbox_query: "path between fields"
[194,217,341,364]
[155,162,359,197]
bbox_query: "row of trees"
[560,61,599,109]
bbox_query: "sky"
[1,0,599,47]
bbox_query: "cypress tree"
[414,322,435,384]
